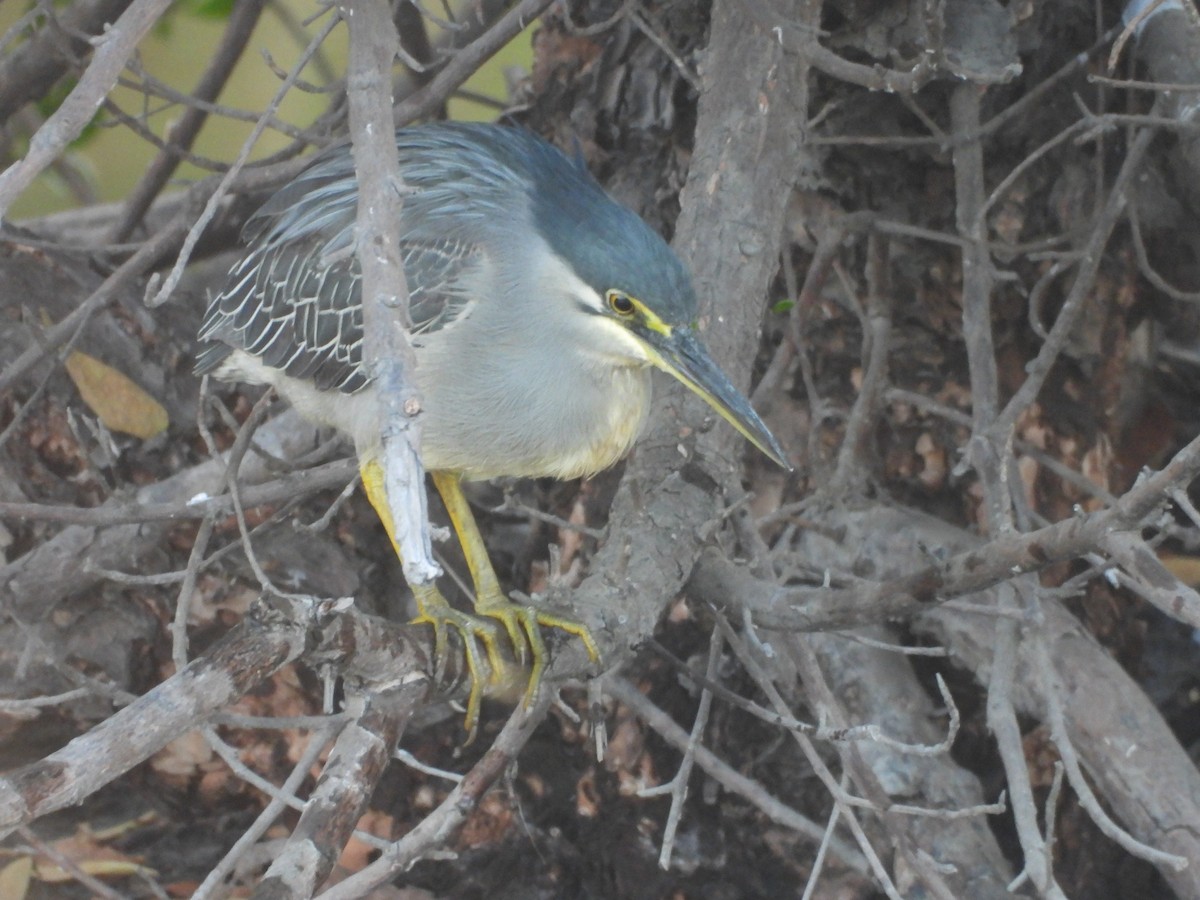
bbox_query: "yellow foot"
[478,598,602,710]
[411,584,511,741]
[412,586,601,740]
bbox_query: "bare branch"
[341,0,437,584]
[607,676,868,874]
[0,0,133,125]
[109,0,269,241]
[689,427,1200,633]
[0,0,175,220]
[255,682,427,896]
[317,697,553,898]
[0,595,312,835]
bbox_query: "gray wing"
[197,232,483,394]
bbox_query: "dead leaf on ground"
[457,790,514,848]
[0,856,32,900]
[22,821,156,888]
[1160,553,1200,587]
[64,350,168,439]
[151,729,216,781]
[338,810,398,871]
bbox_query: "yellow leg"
[360,458,601,735]
[431,471,601,709]
[360,458,498,735]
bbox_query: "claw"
[411,585,511,741]
[363,461,602,737]
[479,599,602,710]
[415,586,602,736]
[485,601,529,667]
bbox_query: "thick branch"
[0,596,459,838]
[552,0,807,682]
[0,596,311,835]
[690,427,1200,632]
[254,683,426,898]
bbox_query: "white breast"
[215,348,653,481]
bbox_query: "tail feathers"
[194,342,233,377]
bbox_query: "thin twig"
[829,231,891,493]
[0,0,175,219]
[713,615,903,898]
[800,776,845,900]
[146,8,339,307]
[608,676,869,873]
[110,0,269,241]
[1034,623,1187,870]
[952,76,1067,895]
[192,720,339,899]
[638,626,722,869]
[988,125,1154,442]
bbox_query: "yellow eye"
[608,291,636,317]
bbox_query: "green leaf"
[183,0,235,19]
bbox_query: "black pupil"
[613,294,633,313]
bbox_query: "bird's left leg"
[430,470,601,709]
[360,456,501,736]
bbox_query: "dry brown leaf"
[1022,725,1061,789]
[31,825,154,884]
[575,767,600,818]
[36,858,155,883]
[604,714,643,771]
[1159,553,1200,587]
[527,559,549,595]
[339,811,397,871]
[412,784,438,812]
[915,432,947,489]
[151,730,214,779]
[0,856,33,900]
[522,772,548,800]
[64,350,168,439]
[458,791,513,848]
[1016,454,1039,513]
[557,495,587,573]
[1080,436,1113,512]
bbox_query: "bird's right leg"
[431,471,601,712]
[359,456,512,738]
